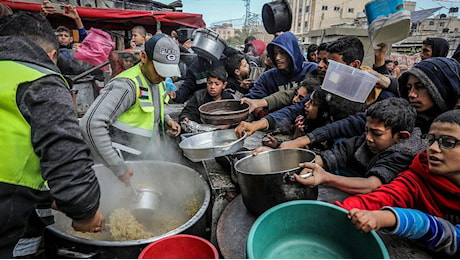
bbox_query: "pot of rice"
[44,161,210,258]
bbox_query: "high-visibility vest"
[0,61,68,190]
[112,64,169,137]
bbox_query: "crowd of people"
[1,0,460,258]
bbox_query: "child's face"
[238,59,250,79]
[425,122,460,179]
[293,86,308,104]
[304,92,318,120]
[406,74,434,113]
[207,77,226,99]
[132,30,145,46]
[365,117,399,154]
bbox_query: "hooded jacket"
[335,152,460,224]
[426,37,450,58]
[452,43,460,61]
[245,32,317,99]
[0,36,100,221]
[398,57,460,132]
[320,128,426,184]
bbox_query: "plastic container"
[138,234,219,259]
[365,0,411,49]
[247,200,390,259]
[321,60,378,103]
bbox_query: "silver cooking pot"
[234,149,318,216]
[44,161,210,258]
[191,28,227,61]
[179,129,247,162]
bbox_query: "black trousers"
[0,183,51,258]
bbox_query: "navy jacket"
[245,32,317,99]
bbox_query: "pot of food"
[44,161,210,258]
[262,0,292,34]
[191,28,227,62]
[234,149,318,216]
[199,100,250,125]
[179,129,247,162]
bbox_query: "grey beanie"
[398,57,460,112]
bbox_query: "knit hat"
[145,33,180,77]
[398,57,460,112]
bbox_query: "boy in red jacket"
[333,109,460,224]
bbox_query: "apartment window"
[440,22,445,27]
[298,22,301,27]
[429,21,435,25]
[299,7,302,13]
[322,6,328,11]
[304,21,308,28]
[348,8,354,13]
[334,6,340,11]
[305,5,310,13]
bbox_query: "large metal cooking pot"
[44,161,210,258]
[191,28,227,62]
[234,149,318,216]
[262,0,292,34]
[179,129,247,162]
[199,100,249,125]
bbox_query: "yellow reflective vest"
[0,61,67,190]
[112,64,169,137]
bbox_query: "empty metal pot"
[234,149,318,216]
[191,28,227,61]
[262,0,292,34]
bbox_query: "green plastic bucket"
[247,200,390,259]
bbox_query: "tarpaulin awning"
[410,7,443,23]
[0,0,206,32]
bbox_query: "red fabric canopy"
[0,0,206,33]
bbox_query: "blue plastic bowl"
[247,200,389,259]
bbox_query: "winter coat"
[245,32,317,99]
[320,128,425,184]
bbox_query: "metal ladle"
[115,148,160,221]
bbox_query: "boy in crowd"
[131,25,147,51]
[281,57,460,149]
[179,66,234,132]
[225,53,251,99]
[337,109,460,256]
[420,37,450,60]
[294,98,426,194]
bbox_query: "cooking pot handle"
[57,248,98,259]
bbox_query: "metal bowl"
[179,129,247,162]
[199,100,249,125]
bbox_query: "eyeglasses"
[422,134,460,149]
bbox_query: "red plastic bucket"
[138,234,219,259]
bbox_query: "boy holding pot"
[294,97,426,194]
[340,109,460,256]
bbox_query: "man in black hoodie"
[420,37,450,60]
[0,11,104,257]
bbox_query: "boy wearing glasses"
[335,110,460,256]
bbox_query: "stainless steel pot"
[191,28,226,61]
[44,160,210,258]
[199,100,249,125]
[179,129,247,162]
[262,0,292,34]
[234,149,318,216]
